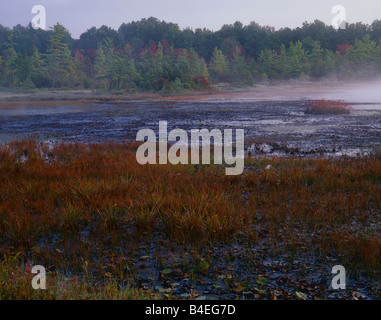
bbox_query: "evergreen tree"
[285,41,308,78]
[323,49,336,77]
[309,40,324,78]
[14,54,31,86]
[94,46,108,89]
[174,49,189,87]
[258,49,281,79]
[48,23,72,87]
[93,39,115,89]
[3,31,18,86]
[0,56,5,85]
[138,48,156,90]
[230,46,252,84]
[30,43,49,87]
[106,55,140,91]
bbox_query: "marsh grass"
[0,140,380,298]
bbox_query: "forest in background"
[0,17,381,93]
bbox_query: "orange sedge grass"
[0,139,380,298]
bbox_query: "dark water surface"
[0,99,380,156]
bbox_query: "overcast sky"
[1,0,380,38]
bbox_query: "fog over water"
[308,80,381,103]
[202,79,381,104]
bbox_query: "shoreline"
[0,79,380,109]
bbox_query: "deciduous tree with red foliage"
[337,44,350,56]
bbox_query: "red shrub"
[305,99,351,115]
[193,75,210,88]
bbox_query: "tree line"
[0,17,381,92]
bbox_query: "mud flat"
[0,80,380,157]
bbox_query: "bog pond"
[0,98,380,157]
